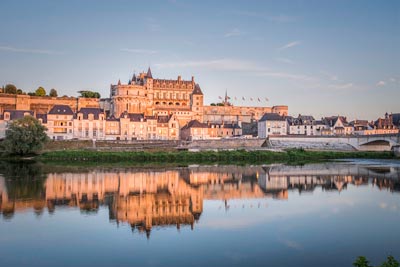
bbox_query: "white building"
[73,108,106,140]
[288,115,329,136]
[46,105,74,140]
[258,113,287,138]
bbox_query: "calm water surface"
[0,160,399,267]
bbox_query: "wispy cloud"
[255,71,316,82]
[279,41,301,51]
[232,11,296,23]
[328,83,354,90]
[320,71,339,81]
[120,48,158,54]
[155,58,263,72]
[376,80,386,87]
[224,28,243,38]
[155,58,317,83]
[276,58,295,64]
[0,45,62,55]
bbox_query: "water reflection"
[1,161,399,239]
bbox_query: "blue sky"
[0,0,399,120]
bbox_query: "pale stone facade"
[258,113,288,138]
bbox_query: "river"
[0,160,399,267]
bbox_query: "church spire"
[118,79,121,85]
[146,67,153,78]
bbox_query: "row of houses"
[258,113,400,138]
[1,105,398,141]
[0,105,242,141]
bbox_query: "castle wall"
[0,94,99,114]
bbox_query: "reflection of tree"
[0,161,45,219]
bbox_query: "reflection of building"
[1,164,399,237]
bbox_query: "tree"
[78,90,101,98]
[16,89,23,94]
[353,256,372,267]
[35,87,46,96]
[4,84,17,94]
[381,256,399,267]
[49,88,58,97]
[3,116,48,155]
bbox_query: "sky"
[0,0,399,120]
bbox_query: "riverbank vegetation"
[37,149,396,165]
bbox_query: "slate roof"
[224,123,241,129]
[78,108,103,120]
[192,84,203,95]
[157,115,170,124]
[48,105,74,115]
[146,67,153,78]
[106,116,120,122]
[4,110,34,120]
[391,113,400,127]
[181,120,208,130]
[128,113,145,122]
[259,113,286,122]
[36,113,47,124]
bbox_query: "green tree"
[35,87,46,96]
[3,116,48,155]
[4,84,17,94]
[381,256,399,267]
[78,90,101,98]
[16,89,23,94]
[354,256,372,267]
[49,88,58,97]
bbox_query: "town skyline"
[0,0,399,120]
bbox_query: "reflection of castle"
[1,164,399,237]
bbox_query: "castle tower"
[191,83,204,121]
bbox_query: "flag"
[242,97,245,101]
[257,98,260,102]
[234,96,237,100]
[218,96,222,99]
[265,97,269,101]
[227,96,231,100]
[250,97,253,101]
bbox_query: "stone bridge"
[268,134,400,151]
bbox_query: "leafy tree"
[16,89,23,94]
[78,90,101,98]
[35,87,46,96]
[381,256,399,267]
[3,116,48,155]
[354,256,372,267]
[4,84,17,94]
[49,88,58,97]
[27,92,36,96]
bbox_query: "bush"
[3,116,48,155]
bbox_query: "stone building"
[106,68,202,126]
[258,113,288,138]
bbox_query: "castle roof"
[146,67,153,78]
[192,84,203,95]
[48,105,74,115]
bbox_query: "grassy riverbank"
[37,149,396,165]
